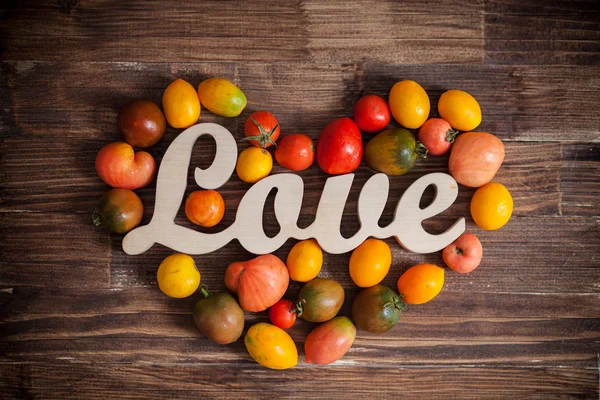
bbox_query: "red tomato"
[185,190,225,228]
[268,299,298,330]
[275,134,315,171]
[243,111,280,148]
[95,142,156,189]
[305,316,356,365]
[353,95,390,133]
[316,117,362,175]
[417,118,458,156]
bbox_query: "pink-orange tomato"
[442,233,483,274]
[95,142,156,189]
[224,254,289,312]
[305,316,356,365]
[417,118,458,156]
[448,132,505,188]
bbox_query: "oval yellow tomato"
[438,89,482,131]
[397,263,444,304]
[286,239,323,282]
[388,80,430,129]
[236,147,273,183]
[244,322,298,370]
[470,182,513,230]
[197,78,247,117]
[349,239,392,287]
[162,79,201,129]
[157,253,200,298]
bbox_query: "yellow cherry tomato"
[245,322,298,370]
[162,79,201,129]
[349,238,392,287]
[438,89,482,131]
[156,253,200,298]
[286,239,323,282]
[388,80,430,129]
[197,78,247,117]
[236,147,273,183]
[397,263,444,304]
[470,182,513,230]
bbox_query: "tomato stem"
[241,118,278,148]
[415,141,428,159]
[92,209,102,227]
[455,247,464,256]
[199,285,211,299]
[293,300,304,317]
[446,128,460,143]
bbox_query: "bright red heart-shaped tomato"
[95,142,156,189]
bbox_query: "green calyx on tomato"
[242,117,279,148]
[446,128,460,144]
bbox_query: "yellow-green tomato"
[244,322,298,370]
[197,78,247,117]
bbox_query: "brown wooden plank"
[5,62,597,141]
[3,287,598,319]
[1,34,484,64]
[485,0,600,15]
[485,39,600,66]
[0,363,597,399]
[0,212,111,288]
[1,10,482,40]
[2,0,484,15]
[1,335,597,367]
[561,143,600,216]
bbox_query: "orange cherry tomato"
[275,134,315,171]
[185,190,225,228]
[95,142,156,190]
[243,111,280,148]
[397,263,444,304]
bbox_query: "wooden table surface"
[1,1,599,398]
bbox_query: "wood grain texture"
[1,364,595,399]
[1,0,599,398]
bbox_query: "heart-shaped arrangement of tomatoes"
[93,77,513,369]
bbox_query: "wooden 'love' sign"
[123,123,465,256]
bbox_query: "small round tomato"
[162,78,201,129]
[93,188,143,234]
[286,239,323,282]
[185,190,225,228]
[349,239,392,287]
[442,233,483,274]
[316,117,362,175]
[449,132,505,188]
[438,89,482,132]
[197,78,247,118]
[243,111,280,148]
[353,95,391,133]
[275,134,315,171]
[417,118,459,156]
[268,299,298,330]
[305,316,356,365]
[388,80,430,129]
[364,128,426,176]
[470,182,513,230]
[245,322,298,370]
[297,278,344,323]
[193,288,244,345]
[397,264,444,305]
[236,147,273,183]
[157,254,200,298]
[118,99,166,148]
[95,142,156,189]
[352,285,405,333]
